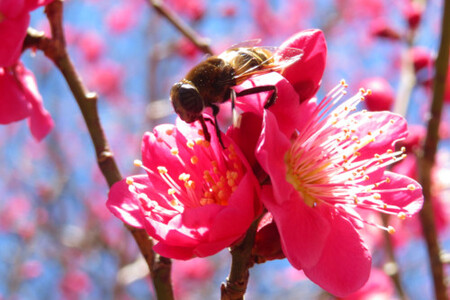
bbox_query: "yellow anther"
[168,188,176,195]
[387,149,393,154]
[401,147,406,152]
[170,199,177,206]
[407,184,416,191]
[373,193,381,200]
[126,177,134,185]
[178,173,190,181]
[398,212,407,220]
[217,180,225,189]
[389,119,395,124]
[157,166,168,174]
[364,175,370,180]
[170,148,179,155]
[388,226,396,234]
[191,155,199,164]
[187,140,195,148]
[185,180,195,189]
[386,177,391,183]
[165,128,174,135]
[228,179,235,187]
[134,159,143,167]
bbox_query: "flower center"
[283,81,418,233]
[130,129,244,216]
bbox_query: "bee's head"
[170,81,204,123]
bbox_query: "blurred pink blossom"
[60,269,91,300]
[0,63,54,140]
[360,77,395,111]
[0,0,54,67]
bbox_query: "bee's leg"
[199,115,211,142]
[235,85,277,109]
[211,104,226,149]
[230,89,240,128]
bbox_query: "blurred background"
[1,0,449,299]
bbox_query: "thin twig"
[220,214,263,300]
[23,1,174,299]
[381,215,408,300]
[148,0,213,55]
[418,1,450,299]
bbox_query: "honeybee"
[170,41,303,146]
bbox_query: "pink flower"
[342,268,395,300]
[0,63,54,140]
[359,77,395,111]
[0,0,54,67]
[275,29,327,103]
[254,81,423,296]
[107,119,261,259]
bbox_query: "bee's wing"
[231,46,304,82]
[226,39,262,51]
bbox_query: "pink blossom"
[342,268,395,300]
[275,29,327,103]
[60,269,91,300]
[254,81,423,296]
[359,77,395,111]
[403,1,424,30]
[370,19,402,40]
[252,212,285,263]
[107,119,261,259]
[410,47,433,73]
[0,0,54,67]
[105,3,141,34]
[0,63,54,141]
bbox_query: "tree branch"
[148,0,213,55]
[220,214,263,300]
[23,1,174,299]
[418,1,450,299]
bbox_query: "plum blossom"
[359,77,395,111]
[251,81,423,296]
[107,119,261,259]
[0,0,54,67]
[0,63,54,140]
[275,29,327,103]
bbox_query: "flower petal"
[106,175,148,229]
[0,67,31,123]
[0,13,29,67]
[303,213,371,297]
[234,72,300,136]
[256,110,293,204]
[18,64,54,140]
[276,29,327,102]
[261,185,331,269]
[378,171,423,216]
